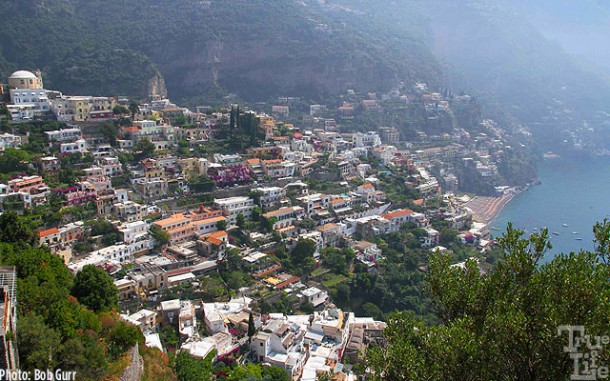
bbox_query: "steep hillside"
[0,0,444,100]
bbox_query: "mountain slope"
[0,0,444,100]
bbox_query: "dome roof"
[9,70,37,79]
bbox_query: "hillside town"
[0,69,532,380]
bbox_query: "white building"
[213,196,255,224]
[255,186,286,209]
[0,133,22,151]
[60,139,87,154]
[298,287,328,307]
[7,70,50,121]
[44,128,82,143]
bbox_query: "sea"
[491,156,610,262]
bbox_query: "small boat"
[572,232,578,235]
[553,232,560,236]
[562,224,569,227]
[575,237,583,241]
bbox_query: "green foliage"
[128,101,140,119]
[367,224,610,380]
[236,212,246,229]
[174,351,213,381]
[0,211,37,245]
[105,318,144,359]
[113,105,129,115]
[216,219,228,232]
[289,239,317,276]
[18,314,62,370]
[87,219,115,236]
[190,175,216,194]
[100,123,119,146]
[321,247,352,276]
[71,265,119,312]
[0,214,139,379]
[150,224,170,245]
[134,138,156,160]
[260,216,276,233]
[0,148,32,174]
[248,311,256,338]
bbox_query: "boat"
[575,237,583,241]
[572,231,578,235]
[553,232,560,236]
[562,223,569,227]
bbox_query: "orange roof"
[361,183,374,189]
[121,126,140,132]
[263,159,282,164]
[263,207,297,218]
[412,199,425,206]
[330,199,346,204]
[383,209,414,220]
[207,230,227,239]
[316,223,339,232]
[154,214,189,228]
[247,158,261,165]
[207,237,223,246]
[38,227,59,237]
[195,216,225,225]
[293,132,303,138]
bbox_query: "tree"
[128,100,140,119]
[100,123,118,146]
[247,311,255,340]
[321,247,349,276]
[106,320,143,359]
[361,302,383,321]
[112,105,129,115]
[150,224,170,246]
[261,216,276,233]
[71,265,118,312]
[299,218,316,231]
[216,219,228,231]
[261,366,290,381]
[174,351,213,381]
[190,175,216,193]
[367,224,610,380]
[236,212,246,229]
[0,148,31,173]
[0,212,37,245]
[291,239,317,275]
[133,138,155,159]
[18,314,62,370]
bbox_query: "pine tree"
[247,312,255,340]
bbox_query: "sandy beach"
[464,193,515,224]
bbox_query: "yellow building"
[8,70,43,90]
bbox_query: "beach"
[464,193,515,224]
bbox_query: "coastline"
[464,192,516,225]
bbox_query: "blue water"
[491,157,610,260]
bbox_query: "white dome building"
[6,69,48,121]
[8,69,43,90]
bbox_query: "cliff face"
[147,72,167,100]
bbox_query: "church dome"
[9,70,37,80]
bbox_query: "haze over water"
[491,156,610,261]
